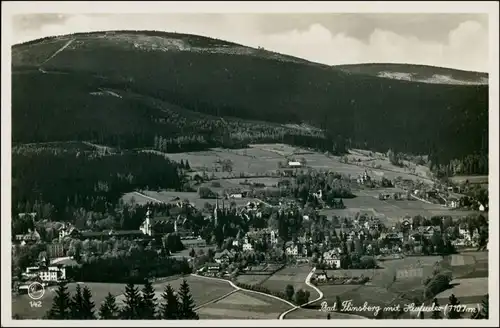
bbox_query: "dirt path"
[194,289,239,310]
[132,191,164,204]
[41,39,74,66]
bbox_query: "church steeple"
[145,207,152,236]
[214,198,219,225]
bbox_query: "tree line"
[12,146,183,222]
[66,248,192,284]
[45,279,199,320]
[431,154,488,177]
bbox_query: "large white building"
[242,237,254,251]
[24,266,66,282]
[270,230,278,245]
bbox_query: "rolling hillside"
[11,30,488,162]
[335,63,488,85]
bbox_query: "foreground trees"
[46,279,199,320]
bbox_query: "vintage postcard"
[1,1,498,327]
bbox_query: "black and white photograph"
[2,1,498,325]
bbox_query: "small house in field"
[205,263,222,276]
[181,236,206,248]
[446,198,459,208]
[18,212,38,221]
[228,193,243,199]
[285,242,299,256]
[15,229,41,245]
[287,161,302,168]
[316,272,328,282]
[214,249,233,264]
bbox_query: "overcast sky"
[12,13,489,72]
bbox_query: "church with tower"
[139,207,180,237]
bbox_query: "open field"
[431,276,488,317]
[12,282,132,319]
[358,189,484,219]
[198,290,292,319]
[172,245,215,258]
[162,144,437,184]
[372,256,443,290]
[165,146,283,176]
[260,265,318,299]
[122,190,252,209]
[443,252,489,280]
[435,277,488,300]
[235,275,270,285]
[315,284,362,297]
[285,308,368,319]
[448,175,488,185]
[248,143,302,157]
[224,177,282,187]
[320,285,400,318]
[114,275,235,309]
[341,149,433,181]
[200,177,283,194]
[320,189,486,225]
[325,267,378,277]
[12,275,234,319]
[312,256,450,318]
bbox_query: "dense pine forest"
[12,144,183,222]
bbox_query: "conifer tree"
[47,281,71,319]
[120,282,143,319]
[480,294,488,319]
[177,280,198,319]
[159,284,179,319]
[70,284,83,319]
[139,279,157,319]
[335,296,342,312]
[99,293,119,319]
[81,286,96,319]
[447,294,462,319]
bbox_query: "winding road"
[191,267,322,320]
[190,273,296,317]
[278,267,324,319]
[134,190,321,319]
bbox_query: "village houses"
[322,249,341,268]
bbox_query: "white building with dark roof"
[287,161,302,168]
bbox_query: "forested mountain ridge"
[12,30,488,163]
